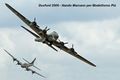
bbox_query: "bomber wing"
[52,41,96,67]
[5,3,42,34]
[27,67,46,78]
[3,49,22,65]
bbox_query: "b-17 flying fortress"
[4,49,46,78]
[0,3,96,79]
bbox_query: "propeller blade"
[44,26,47,30]
[72,44,74,48]
[46,28,50,31]
[44,26,50,31]
[34,17,36,22]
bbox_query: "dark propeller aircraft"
[5,3,96,67]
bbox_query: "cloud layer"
[0,17,120,80]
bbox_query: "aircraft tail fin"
[30,58,36,65]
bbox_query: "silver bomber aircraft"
[4,49,46,78]
[5,3,96,67]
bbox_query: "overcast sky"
[0,0,120,80]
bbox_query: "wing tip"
[89,61,96,67]
[5,3,8,5]
[87,61,96,67]
[3,49,7,52]
[92,64,96,67]
[5,3,9,7]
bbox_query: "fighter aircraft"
[4,49,45,78]
[5,3,96,67]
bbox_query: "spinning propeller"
[34,17,36,22]
[42,26,50,34]
[31,17,37,26]
[70,44,75,52]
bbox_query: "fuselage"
[35,31,59,43]
[47,31,59,41]
[21,63,32,68]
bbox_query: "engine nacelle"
[35,37,45,42]
[26,68,30,71]
[30,22,36,26]
[32,71,35,74]
[47,31,59,41]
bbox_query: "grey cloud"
[0,17,120,80]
